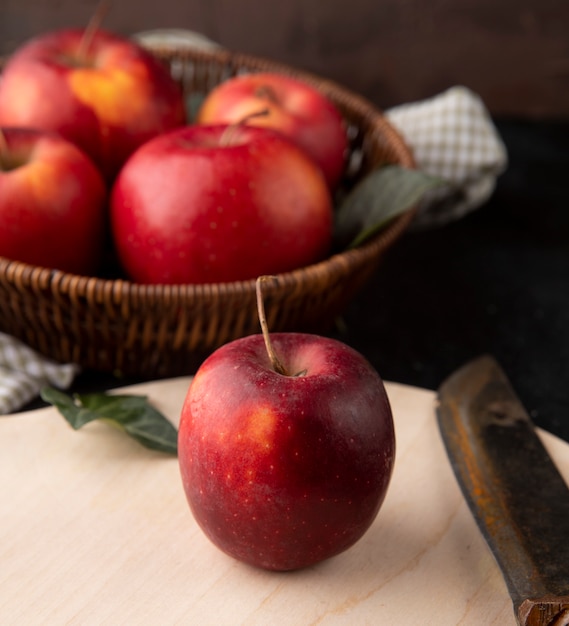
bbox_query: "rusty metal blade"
[436,355,569,626]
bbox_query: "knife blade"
[436,355,569,626]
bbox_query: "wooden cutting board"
[1,378,568,625]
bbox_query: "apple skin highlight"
[178,332,395,571]
[0,127,107,274]
[0,28,186,180]
[197,72,348,190]
[110,124,333,284]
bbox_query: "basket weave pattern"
[0,47,415,378]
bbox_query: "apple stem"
[256,276,289,376]
[77,0,112,60]
[219,109,270,147]
[254,84,280,104]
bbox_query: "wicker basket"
[0,46,415,378]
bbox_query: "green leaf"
[186,92,206,122]
[333,165,444,250]
[40,387,178,455]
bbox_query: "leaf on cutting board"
[333,165,444,250]
[40,387,178,455]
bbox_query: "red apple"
[110,124,334,284]
[196,72,348,190]
[0,127,107,274]
[0,28,186,181]
[178,331,395,571]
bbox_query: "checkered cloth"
[385,85,508,228]
[0,31,508,413]
[0,333,78,414]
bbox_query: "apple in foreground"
[0,28,186,180]
[110,124,333,284]
[0,127,106,274]
[178,331,395,571]
[196,72,348,190]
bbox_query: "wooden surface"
[1,0,568,118]
[1,377,568,625]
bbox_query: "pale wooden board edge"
[0,378,567,625]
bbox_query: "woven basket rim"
[0,205,415,300]
[0,44,417,301]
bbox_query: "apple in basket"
[0,28,186,181]
[110,123,334,284]
[0,127,106,274]
[178,279,396,571]
[196,72,348,190]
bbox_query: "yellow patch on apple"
[69,66,150,125]
[24,159,77,207]
[243,405,277,451]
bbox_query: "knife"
[436,355,569,626]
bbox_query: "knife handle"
[518,596,569,626]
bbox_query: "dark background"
[2,0,568,119]
[335,119,569,442]
[2,1,568,441]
